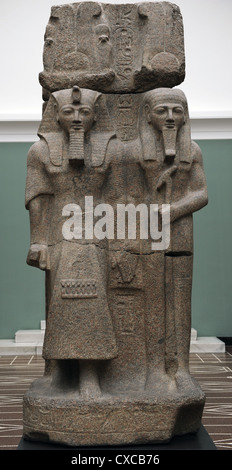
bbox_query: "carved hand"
[27,244,50,271]
[156,204,175,224]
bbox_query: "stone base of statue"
[19,425,217,451]
[23,373,205,447]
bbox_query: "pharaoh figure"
[138,88,208,387]
[25,86,120,398]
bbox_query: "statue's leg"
[79,360,101,399]
[164,254,178,377]
[144,252,169,389]
[172,254,193,375]
[49,359,102,397]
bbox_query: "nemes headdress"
[52,86,100,110]
[38,86,115,166]
[139,88,192,165]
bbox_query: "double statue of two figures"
[23,2,208,447]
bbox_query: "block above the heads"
[40,1,185,99]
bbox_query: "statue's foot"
[174,368,205,398]
[79,384,101,400]
[145,370,176,397]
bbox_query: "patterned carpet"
[0,348,232,451]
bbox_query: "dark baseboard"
[218,337,232,345]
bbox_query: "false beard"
[161,128,177,164]
[69,128,85,162]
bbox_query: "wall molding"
[0,115,41,143]
[190,116,232,140]
[0,114,231,142]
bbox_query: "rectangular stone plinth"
[23,382,205,447]
[18,425,217,450]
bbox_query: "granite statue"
[23,2,208,446]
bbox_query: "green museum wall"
[0,140,232,339]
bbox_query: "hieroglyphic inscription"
[61,279,97,298]
[113,6,134,89]
[116,94,137,141]
[115,295,136,334]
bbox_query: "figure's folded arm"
[171,142,208,222]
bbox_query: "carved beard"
[161,128,178,164]
[68,128,85,162]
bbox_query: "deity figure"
[25,86,120,398]
[138,88,208,385]
[102,88,208,396]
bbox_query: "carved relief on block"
[116,95,137,141]
[114,295,137,335]
[39,2,185,96]
[109,251,143,289]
